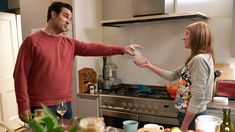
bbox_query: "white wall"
[74,0,235,86]
[19,0,50,39]
[73,0,103,79]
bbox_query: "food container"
[213,97,229,105]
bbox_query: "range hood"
[101,12,208,27]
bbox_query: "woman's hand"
[133,57,149,68]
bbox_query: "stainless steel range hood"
[101,11,208,27]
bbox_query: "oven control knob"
[140,104,146,112]
[133,103,139,111]
[121,102,127,109]
[127,103,132,110]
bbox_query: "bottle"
[220,107,235,132]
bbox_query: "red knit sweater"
[13,31,124,112]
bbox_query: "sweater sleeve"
[187,56,209,113]
[73,40,124,56]
[13,37,34,112]
[159,67,183,82]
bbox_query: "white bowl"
[213,97,228,105]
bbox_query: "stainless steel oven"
[99,91,179,129]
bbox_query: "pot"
[195,115,222,132]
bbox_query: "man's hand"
[123,44,142,56]
[19,110,31,123]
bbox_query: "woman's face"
[183,29,191,49]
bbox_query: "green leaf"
[51,125,64,132]
[41,104,58,125]
[42,116,55,130]
[28,120,46,132]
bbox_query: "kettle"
[195,115,222,132]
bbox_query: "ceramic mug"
[144,124,164,131]
[123,120,139,132]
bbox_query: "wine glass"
[56,101,67,127]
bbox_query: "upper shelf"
[101,12,208,27]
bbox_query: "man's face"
[53,7,72,33]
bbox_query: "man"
[13,1,140,122]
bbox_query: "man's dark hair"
[47,1,73,22]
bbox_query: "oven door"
[100,109,138,128]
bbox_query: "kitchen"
[1,0,235,131]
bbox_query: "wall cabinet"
[101,12,208,27]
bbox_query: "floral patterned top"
[175,66,192,109]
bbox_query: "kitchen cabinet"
[101,0,208,27]
[101,12,208,27]
[77,94,99,117]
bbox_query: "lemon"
[170,127,182,132]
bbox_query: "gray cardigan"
[160,54,214,113]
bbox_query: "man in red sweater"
[13,1,140,122]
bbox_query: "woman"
[133,21,215,131]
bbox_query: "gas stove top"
[99,84,172,100]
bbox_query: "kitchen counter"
[77,93,99,99]
[207,100,235,111]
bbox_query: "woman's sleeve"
[159,66,183,82]
[187,57,209,113]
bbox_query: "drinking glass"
[56,101,67,127]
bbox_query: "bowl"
[213,97,228,105]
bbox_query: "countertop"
[207,100,235,113]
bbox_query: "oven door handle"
[100,109,138,120]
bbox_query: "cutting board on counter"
[138,128,163,132]
[215,63,234,80]
[78,68,97,93]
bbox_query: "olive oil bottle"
[220,107,234,132]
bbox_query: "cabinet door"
[77,95,98,117]
[0,12,22,130]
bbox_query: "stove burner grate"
[100,84,172,100]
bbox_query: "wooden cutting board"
[215,63,234,80]
[138,128,164,132]
[78,68,97,93]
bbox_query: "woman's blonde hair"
[185,21,215,65]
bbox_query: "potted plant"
[26,104,81,132]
